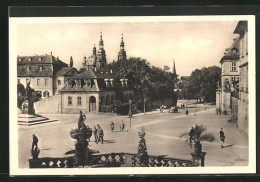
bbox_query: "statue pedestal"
[21,100,35,115]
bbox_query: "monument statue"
[22,81,35,114]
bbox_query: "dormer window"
[18,58,22,62]
[39,66,43,71]
[28,58,31,61]
[38,57,42,61]
[27,67,31,71]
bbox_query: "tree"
[108,57,178,111]
[186,66,221,102]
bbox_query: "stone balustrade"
[29,153,193,168]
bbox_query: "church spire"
[99,32,104,48]
[120,34,125,49]
[70,56,73,67]
[173,60,176,75]
[118,34,127,61]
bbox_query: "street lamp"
[129,99,132,128]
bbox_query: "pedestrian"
[32,134,38,150]
[93,126,98,143]
[97,124,104,144]
[120,120,125,132]
[189,127,195,143]
[110,121,115,132]
[219,108,222,115]
[220,128,225,148]
[216,108,219,115]
[185,109,189,115]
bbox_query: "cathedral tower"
[118,34,127,61]
[96,32,107,69]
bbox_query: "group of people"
[110,120,126,132]
[93,124,104,144]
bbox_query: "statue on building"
[223,79,231,92]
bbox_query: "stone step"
[18,114,43,118]
[18,119,58,126]
[18,117,49,123]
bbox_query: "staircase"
[18,114,57,126]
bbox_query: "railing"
[29,153,193,168]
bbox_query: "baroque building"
[234,21,248,135]
[17,54,78,98]
[216,21,248,136]
[216,36,240,114]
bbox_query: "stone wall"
[231,96,238,126]
[34,94,61,114]
[237,92,248,136]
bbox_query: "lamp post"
[129,99,132,128]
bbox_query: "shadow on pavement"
[224,144,234,148]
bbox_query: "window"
[231,62,237,72]
[18,79,20,84]
[77,97,81,105]
[28,58,31,61]
[39,66,43,71]
[38,57,42,61]
[68,96,72,105]
[58,80,61,85]
[27,67,31,71]
[37,79,40,86]
[45,79,48,86]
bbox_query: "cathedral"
[81,32,127,71]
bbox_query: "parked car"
[169,106,178,113]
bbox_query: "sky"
[17,21,238,76]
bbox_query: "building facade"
[234,21,248,135]
[17,54,76,98]
[60,69,133,113]
[217,36,240,114]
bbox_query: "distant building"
[17,54,78,98]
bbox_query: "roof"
[233,21,248,34]
[55,67,79,76]
[219,37,240,63]
[76,69,115,79]
[17,54,68,66]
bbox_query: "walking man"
[189,127,195,143]
[78,111,84,129]
[185,109,189,115]
[120,120,125,132]
[32,134,38,150]
[220,128,225,148]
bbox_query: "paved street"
[18,104,248,168]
